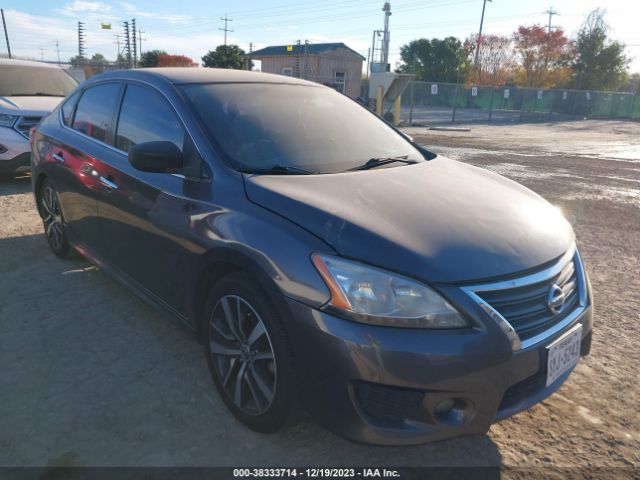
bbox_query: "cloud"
[118,1,191,23]
[59,1,112,15]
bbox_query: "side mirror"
[128,141,183,173]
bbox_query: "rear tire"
[203,272,296,433]
[38,180,71,258]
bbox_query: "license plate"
[546,324,582,387]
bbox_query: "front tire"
[203,272,296,433]
[38,180,71,258]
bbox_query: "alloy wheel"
[209,295,277,415]
[42,185,64,251]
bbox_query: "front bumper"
[0,126,30,173]
[284,295,593,445]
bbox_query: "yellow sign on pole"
[101,22,112,30]
[286,45,293,52]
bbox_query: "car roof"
[93,67,320,86]
[0,58,65,69]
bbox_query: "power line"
[219,14,233,46]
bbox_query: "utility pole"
[381,2,391,67]
[131,18,137,67]
[219,14,233,46]
[54,40,61,64]
[304,39,309,79]
[123,21,131,68]
[113,33,121,64]
[474,0,492,82]
[39,47,45,62]
[366,47,371,78]
[78,21,86,60]
[248,42,253,70]
[544,7,558,34]
[138,28,144,57]
[1,9,11,59]
[296,39,301,78]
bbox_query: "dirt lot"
[0,120,638,470]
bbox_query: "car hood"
[0,96,63,116]
[244,157,574,283]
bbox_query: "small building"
[250,42,365,98]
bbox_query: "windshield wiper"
[254,165,316,175]
[348,155,417,171]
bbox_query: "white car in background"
[0,59,77,174]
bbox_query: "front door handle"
[52,152,65,163]
[99,176,118,190]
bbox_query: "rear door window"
[115,84,185,153]
[72,83,121,143]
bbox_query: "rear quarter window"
[61,91,81,126]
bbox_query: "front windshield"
[0,65,78,97]
[180,83,424,173]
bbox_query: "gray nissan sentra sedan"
[30,68,593,445]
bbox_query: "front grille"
[476,258,580,342]
[352,381,424,424]
[14,116,42,138]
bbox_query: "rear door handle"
[99,176,118,190]
[52,152,65,163]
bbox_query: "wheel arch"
[190,246,291,342]
[33,173,48,217]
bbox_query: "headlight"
[0,114,19,127]
[311,254,470,328]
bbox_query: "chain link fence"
[399,81,640,124]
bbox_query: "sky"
[1,0,639,71]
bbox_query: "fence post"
[375,85,383,117]
[547,90,554,121]
[393,95,401,126]
[519,89,526,122]
[488,86,495,122]
[409,82,414,124]
[572,71,583,119]
[452,62,460,123]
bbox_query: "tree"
[462,34,514,85]
[139,49,167,68]
[396,37,462,82]
[512,25,572,88]
[116,53,127,68]
[157,54,198,67]
[90,53,107,67]
[202,45,250,70]
[571,9,629,90]
[69,55,84,67]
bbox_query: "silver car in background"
[0,59,77,174]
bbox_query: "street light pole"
[474,0,492,82]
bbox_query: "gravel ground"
[0,120,638,470]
